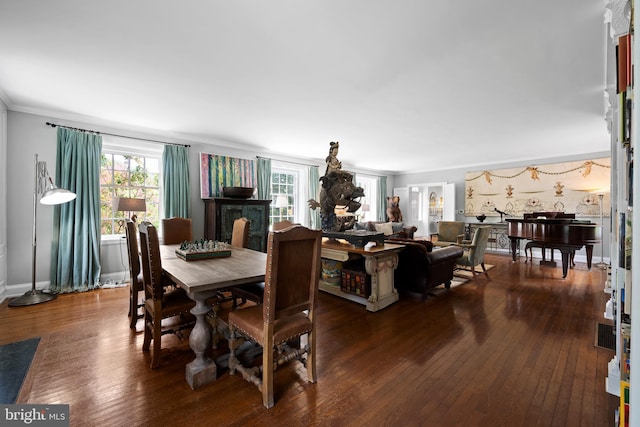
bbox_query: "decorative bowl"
[476,214,487,222]
[222,186,255,199]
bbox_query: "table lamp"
[275,195,288,222]
[113,197,146,232]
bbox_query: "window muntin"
[270,169,298,226]
[100,152,160,235]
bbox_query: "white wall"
[8,110,605,296]
[393,152,612,261]
[5,111,388,296]
[0,100,6,303]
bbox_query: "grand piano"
[506,212,601,278]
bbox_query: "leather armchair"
[388,238,463,300]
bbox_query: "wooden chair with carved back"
[162,217,193,245]
[138,221,196,368]
[273,220,296,231]
[231,217,250,248]
[228,224,322,408]
[124,219,144,329]
[227,217,264,308]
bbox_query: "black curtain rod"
[45,122,190,148]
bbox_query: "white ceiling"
[0,1,611,174]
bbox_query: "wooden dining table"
[159,244,267,390]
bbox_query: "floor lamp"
[595,192,608,270]
[9,154,77,307]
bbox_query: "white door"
[442,183,456,221]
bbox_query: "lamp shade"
[40,186,77,205]
[275,195,288,208]
[113,197,147,212]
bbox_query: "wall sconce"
[113,197,147,232]
[9,154,77,307]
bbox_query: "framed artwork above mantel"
[464,157,611,218]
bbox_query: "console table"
[319,239,404,312]
[466,222,510,253]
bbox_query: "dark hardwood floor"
[1,253,618,426]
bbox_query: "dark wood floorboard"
[1,253,619,426]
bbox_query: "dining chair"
[162,217,193,245]
[231,217,250,248]
[124,219,144,329]
[228,224,322,408]
[273,220,297,231]
[138,221,196,368]
[228,217,263,308]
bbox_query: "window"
[269,161,312,228]
[270,168,297,225]
[355,175,379,222]
[100,137,162,236]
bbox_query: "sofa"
[354,221,417,239]
[387,238,464,300]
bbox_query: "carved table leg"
[364,252,399,312]
[185,294,217,390]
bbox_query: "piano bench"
[524,241,545,263]
[524,241,575,267]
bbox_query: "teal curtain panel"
[50,127,102,293]
[257,157,271,200]
[308,166,321,229]
[377,176,387,222]
[162,145,191,218]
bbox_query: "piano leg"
[509,238,518,262]
[585,245,594,270]
[560,250,571,278]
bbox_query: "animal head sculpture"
[318,170,364,232]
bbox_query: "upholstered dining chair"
[455,226,490,280]
[124,219,144,329]
[228,218,264,308]
[162,217,193,245]
[138,221,196,368]
[272,220,296,231]
[231,217,250,248]
[228,224,323,408]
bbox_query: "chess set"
[175,240,232,261]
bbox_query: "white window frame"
[100,136,163,242]
[355,174,379,222]
[270,161,310,227]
